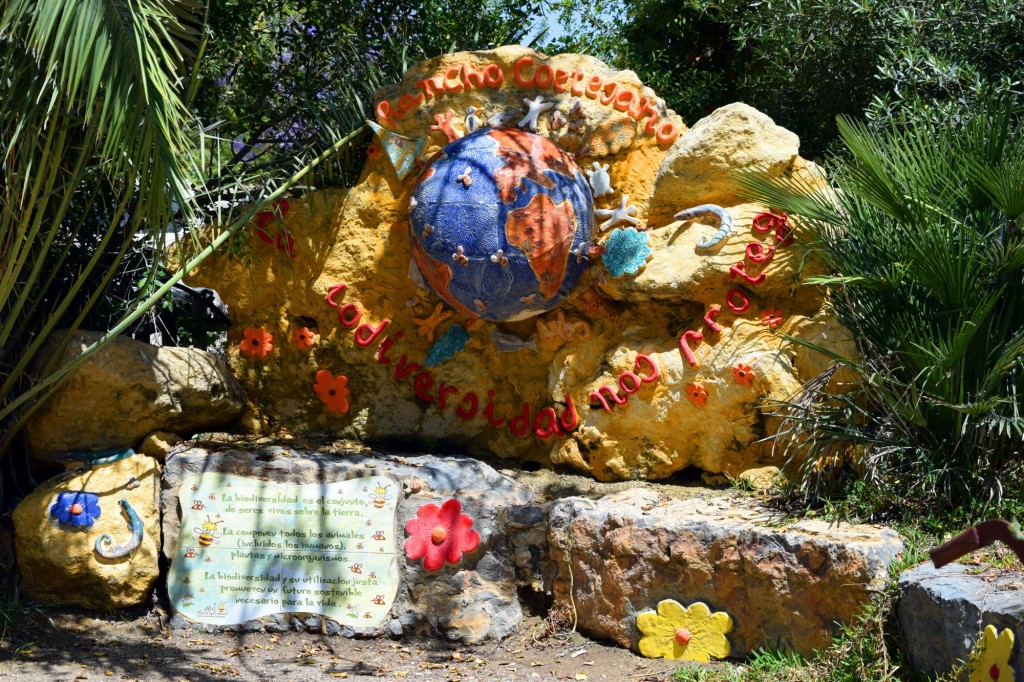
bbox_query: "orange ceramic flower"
[367,144,381,159]
[314,370,350,413]
[240,327,274,359]
[686,382,708,407]
[761,308,784,328]
[292,327,316,350]
[733,363,755,388]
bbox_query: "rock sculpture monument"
[188,45,852,482]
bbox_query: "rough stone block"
[898,563,1024,677]
[544,488,902,658]
[162,446,533,643]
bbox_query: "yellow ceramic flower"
[636,599,733,662]
[969,624,1015,682]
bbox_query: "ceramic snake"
[94,499,143,559]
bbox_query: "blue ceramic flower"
[424,325,470,367]
[602,227,652,278]
[50,491,101,528]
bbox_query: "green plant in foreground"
[0,0,372,506]
[737,101,1024,518]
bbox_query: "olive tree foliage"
[544,0,1024,158]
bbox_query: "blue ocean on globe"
[409,127,594,322]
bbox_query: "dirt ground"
[0,607,690,682]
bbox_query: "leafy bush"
[546,0,1024,157]
[736,102,1024,517]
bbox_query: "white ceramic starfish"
[595,195,640,231]
[517,96,554,132]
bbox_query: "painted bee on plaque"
[194,516,224,547]
[371,595,386,605]
[370,484,392,509]
[350,563,362,574]
[372,530,386,541]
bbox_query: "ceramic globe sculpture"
[409,128,594,322]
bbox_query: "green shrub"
[546,0,1024,158]
[736,101,1024,517]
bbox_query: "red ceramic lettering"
[509,402,532,437]
[559,394,580,431]
[613,89,636,114]
[703,305,723,334]
[513,56,536,87]
[599,81,619,105]
[325,282,347,308]
[461,63,485,89]
[679,330,704,367]
[589,385,627,412]
[337,302,362,328]
[570,68,586,95]
[376,332,403,365]
[444,66,463,92]
[730,262,767,285]
[656,120,678,144]
[354,319,390,347]
[726,289,750,313]
[395,355,421,381]
[618,371,642,395]
[746,242,775,264]
[413,372,435,402]
[375,100,396,128]
[636,97,660,132]
[483,64,504,87]
[534,407,561,438]
[634,354,660,383]
[534,64,554,88]
[553,68,570,92]
[585,76,603,99]
[417,76,445,100]
[456,392,479,420]
[437,383,458,409]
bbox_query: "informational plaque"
[168,473,399,626]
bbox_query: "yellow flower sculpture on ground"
[637,599,733,662]
[969,624,1015,682]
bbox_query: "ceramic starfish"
[517,96,554,132]
[413,303,453,342]
[536,310,591,346]
[595,195,640,231]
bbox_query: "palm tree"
[736,103,1024,515]
[0,0,368,505]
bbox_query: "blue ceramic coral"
[50,491,101,528]
[602,227,652,277]
[425,325,471,367]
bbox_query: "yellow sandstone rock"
[186,46,851,482]
[13,454,161,609]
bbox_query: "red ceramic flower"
[292,327,316,350]
[686,382,708,407]
[761,308,784,328]
[404,499,480,571]
[733,363,755,388]
[367,144,382,159]
[314,370,350,413]
[240,327,274,359]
